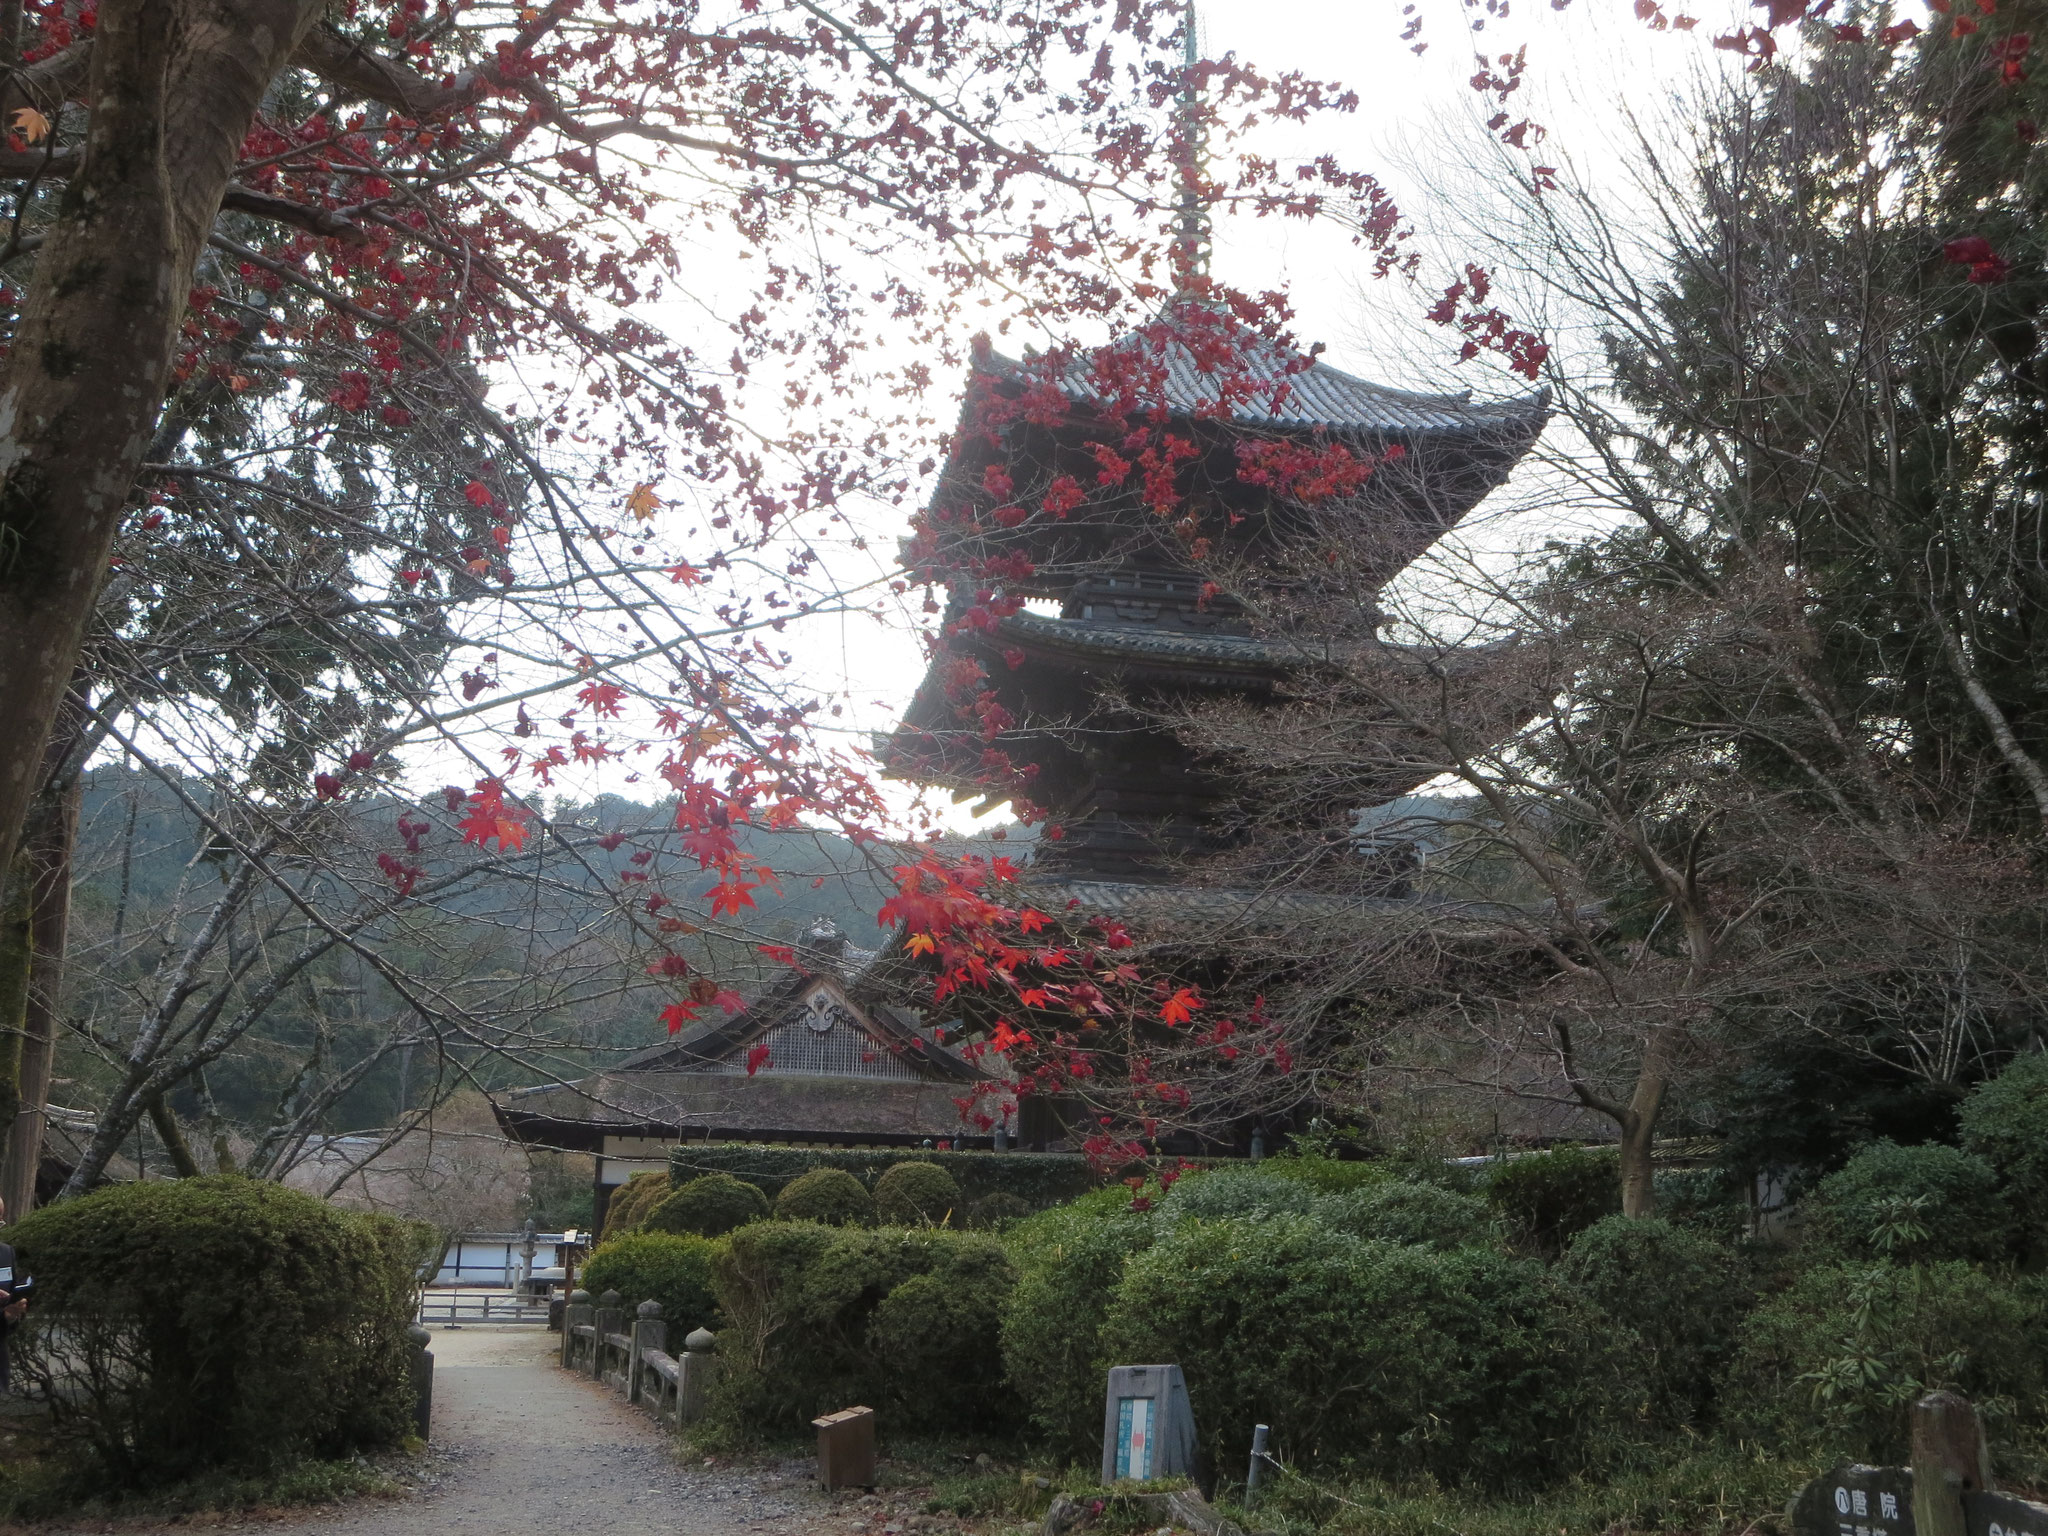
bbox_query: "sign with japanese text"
[1792,1465,1916,1536]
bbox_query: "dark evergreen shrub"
[1561,1216,1743,1432]
[644,1173,770,1237]
[601,1169,673,1238]
[1000,1197,1159,1458]
[1486,1147,1622,1255]
[1724,1259,2046,1463]
[873,1161,961,1226]
[1807,1142,2012,1262]
[967,1191,1034,1228]
[580,1231,723,1332]
[1960,1053,2048,1219]
[6,1178,428,1486]
[1102,1214,1594,1488]
[711,1222,1013,1433]
[774,1167,874,1227]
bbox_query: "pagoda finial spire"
[1171,0,1210,292]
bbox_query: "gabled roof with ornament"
[490,920,988,1151]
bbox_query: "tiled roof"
[985,308,1549,438]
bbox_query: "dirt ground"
[11,1325,981,1536]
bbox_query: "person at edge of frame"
[0,1196,30,1396]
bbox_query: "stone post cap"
[638,1299,663,1318]
[684,1327,717,1354]
[599,1290,622,1306]
[569,1289,591,1304]
[407,1324,431,1347]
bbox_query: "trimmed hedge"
[601,1169,673,1238]
[580,1232,723,1332]
[1562,1216,1743,1433]
[1329,1182,1496,1250]
[645,1174,771,1238]
[1486,1147,1622,1256]
[873,1161,963,1226]
[1102,1214,1595,1488]
[712,1222,1015,1435]
[775,1167,875,1226]
[1000,1195,1160,1458]
[6,1178,430,1486]
[669,1144,1100,1209]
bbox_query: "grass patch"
[0,1415,407,1523]
[1220,1442,1818,1536]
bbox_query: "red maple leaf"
[745,1042,772,1076]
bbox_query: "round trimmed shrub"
[1102,1214,1594,1488]
[1257,1155,1394,1195]
[580,1231,723,1332]
[1158,1166,1321,1225]
[1486,1146,1622,1256]
[1806,1141,2012,1262]
[775,1167,874,1227]
[869,1238,1016,1427]
[6,1177,429,1486]
[1562,1215,1743,1431]
[645,1173,770,1237]
[1329,1181,1496,1250]
[1000,1199,1159,1458]
[1724,1259,2046,1462]
[1961,1053,2048,1218]
[711,1223,1014,1434]
[601,1169,673,1238]
[873,1161,961,1226]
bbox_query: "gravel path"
[292,1325,835,1536]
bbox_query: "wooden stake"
[1911,1391,1992,1536]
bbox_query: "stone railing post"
[678,1326,719,1425]
[630,1299,665,1406]
[561,1288,592,1370]
[407,1324,434,1442]
[594,1290,624,1381]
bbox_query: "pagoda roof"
[979,308,1549,441]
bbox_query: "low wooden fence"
[559,1288,719,1435]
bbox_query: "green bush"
[1806,1142,2012,1262]
[6,1178,428,1487]
[1000,1198,1159,1458]
[645,1173,770,1237]
[670,1144,1101,1209]
[774,1168,875,1227]
[1724,1259,2047,1463]
[1561,1216,1743,1432]
[711,1222,1014,1435]
[1158,1165,1322,1224]
[1102,1215,1594,1488]
[1486,1147,1622,1256]
[968,1191,1034,1228]
[600,1169,672,1238]
[1328,1182,1497,1250]
[580,1232,723,1332]
[1256,1154,1393,1195]
[873,1161,962,1226]
[1961,1054,2048,1219]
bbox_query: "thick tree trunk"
[0,849,29,1168]
[0,0,321,876]
[0,769,82,1215]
